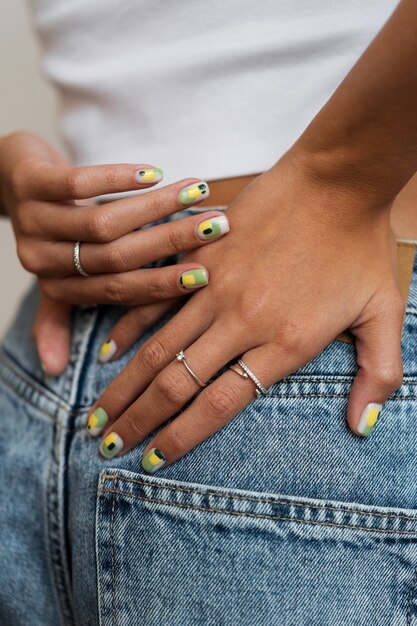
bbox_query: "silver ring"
[234,358,270,397]
[73,241,89,277]
[176,351,207,388]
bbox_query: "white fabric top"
[27,0,398,188]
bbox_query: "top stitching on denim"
[98,488,417,536]
[101,474,417,522]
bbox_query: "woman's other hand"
[0,131,230,373]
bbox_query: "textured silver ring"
[176,351,207,388]
[73,241,89,277]
[236,358,269,397]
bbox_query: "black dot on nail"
[108,442,115,451]
[198,184,206,190]
[138,170,145,176]
[203,228,212,235]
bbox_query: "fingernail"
[178,181,209,206]
[142,448,166,473]
[99,432,124,458]
[135,167,163,184]
[86,407,109,437]
[196,215,230,240]
[179,268,208,289]
[357,403,383,437]
[98,339,117,364]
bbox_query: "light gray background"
[0,2,62,337]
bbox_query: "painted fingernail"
[99,432,124,458]
[178,181,209,206]
[179,268,208,289]
[98,339,117,364]
[142,448,166,473]
[357,403,383,437]
[86,407,109,437]
[196,215,230,240]
[135,167,163,184]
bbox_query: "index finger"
[28,161,163,201]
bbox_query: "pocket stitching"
[98,488,417,536]
[101,474,417,522]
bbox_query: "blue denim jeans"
[2,240,417,626]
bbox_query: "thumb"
[347,292,404,437]
[32,288,72,377]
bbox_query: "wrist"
[283,138,397,215]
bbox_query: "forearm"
[291,0,417,207]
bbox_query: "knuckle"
[148,275,173,300]
[16,240,39,273]
[121,412,148,441]
[103,276,130,304]
[374,363,403,393]
[162,426,192,457]
[83,210,113,243]
[140,338,171,372]
[166,226,186,254]
[105,242,131,272]
[64,169,91,199]
[203,384,241,420]
[154,369,191,406]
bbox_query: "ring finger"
[32,210,229,278]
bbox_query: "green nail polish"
[178,182,209,205]
[99,432,124,458]
[142,448,166,473]
[196,215,230,240]
[357,403,382,437]
[86,407,109,437]
[135,168,163,183]
[179,268,208,289]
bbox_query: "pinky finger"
[97,299,179,364]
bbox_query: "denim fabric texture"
[1,212,417,625]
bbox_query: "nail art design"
[86,407,109,437]
[99,432,124,458]
[142,448,166,473]
[178,182,209,206]
[98,339,117,364]
[357,403,383,437]
[135,168,163,183]
[197,215,230,240]
[179,268,208,289]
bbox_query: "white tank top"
[27,0,397,188]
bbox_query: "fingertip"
[141,447,167,473]
[179,267,209,290]
[134,167,163,185]
[97,338,118,364]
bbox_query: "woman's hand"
[0,132,231,304]
[0,131,230,373]
[86,153,405,465]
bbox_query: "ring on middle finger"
[176,350,207,388]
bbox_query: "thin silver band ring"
[176,351,207,388]
[233,358,270,397]
[73,241,89,277]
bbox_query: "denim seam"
[407,566,417,626]
[97,483,105,626]
[110,478,118,626]
[100,475,417,521]
[97,489,417,536]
